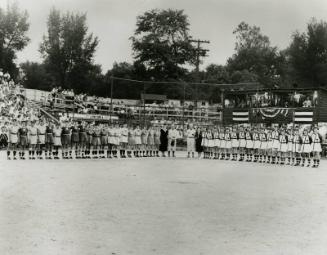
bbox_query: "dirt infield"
[0,154,326,255]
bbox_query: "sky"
[1,0,327,72]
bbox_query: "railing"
[39,96,223,123]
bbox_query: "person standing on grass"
[301,129,312,167]
[168,124,178,157]
[52,122,62,159]
[37,119,46,159]
[8,119,19,160]
[186,124,196,158]
[159,124,168,157]
[154,125,161,157]
[311,127,322,168]
[195,126,204,159]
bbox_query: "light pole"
[110,76,113,123]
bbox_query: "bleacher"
[21,87,223,126]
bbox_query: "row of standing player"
[5,119,177,160]
[198,125,323,168]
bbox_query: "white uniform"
[301,135,312,153]
[287,134,293,152]
[231,132,239,148]
[53,127,62,146]
[120,127,128,144]
[225,133,232,149]
[134,129,142,145]
[245,132,253,149]
[201,131,208,147]
[219,133,225,149]
[186,129,196,152]
[207,132,214,148]
[113,128,120,145]
[213,132,219,147]
[260,133,268,150]
[311,133,322,152]
[29,126,38,145]
[271,130,280,150]
[168,129,178,151]
[238,132,246,148]
[279,135,288,153]
[37,125,47,144]
[253,133,261,149]
[9,126,19,144]
[292,135,302,153]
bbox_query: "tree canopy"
[40,8,100,92]
[131,9,197,80]
[0,2,29,78]
[287,19,327,87]
[227,22,285,86]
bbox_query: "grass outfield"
[0,153,326,255]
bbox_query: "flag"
[251,108,291,123]
[232,111,249,122]
[294,110,314,123]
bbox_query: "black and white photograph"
[0,0,327,254]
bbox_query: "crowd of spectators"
[224,91,316,109]
[0,70,42,148]
[0,71,40,124]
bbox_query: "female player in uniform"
[238,126,246,161]
[37,119,46,159]
[311,127,322,168]
[245,127,253,162]
[231,127,239,161]
[71,123,80,158]
[53,122,62,159]
[219,127,225,160]
[147,126,155,157]
[286,128,294,165]
[258,128,267,163]
[120,124,128,158]
[201,128,208,158]
[79,122,88,159]
[224,128,232,160]
[271,126,280,164]
[278,129,288,165]
[18,121,29,160]
[28,121,38,160]
[127,125,135,158]
[252,128,261,162]
[141,126,148,157]
[8,120,19,160]
[133,125,142,157]
[292,128,302,166]
[301,129,312,167]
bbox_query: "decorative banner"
[232,111,249,122]
[253,108,289,119]
[294,110,313,123]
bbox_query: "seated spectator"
[303,97,312,108]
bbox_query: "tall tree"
[40,8,99,91]
[227,22,285,87]
[287,19,327,87]
[0,2,29,78]
[131,9,197,80]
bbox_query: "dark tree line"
[1,4,327,100]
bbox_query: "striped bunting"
[232,111,249,122]
[294,110,313,123]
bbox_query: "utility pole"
[189,39,210,109]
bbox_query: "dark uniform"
[18,127,28,159]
